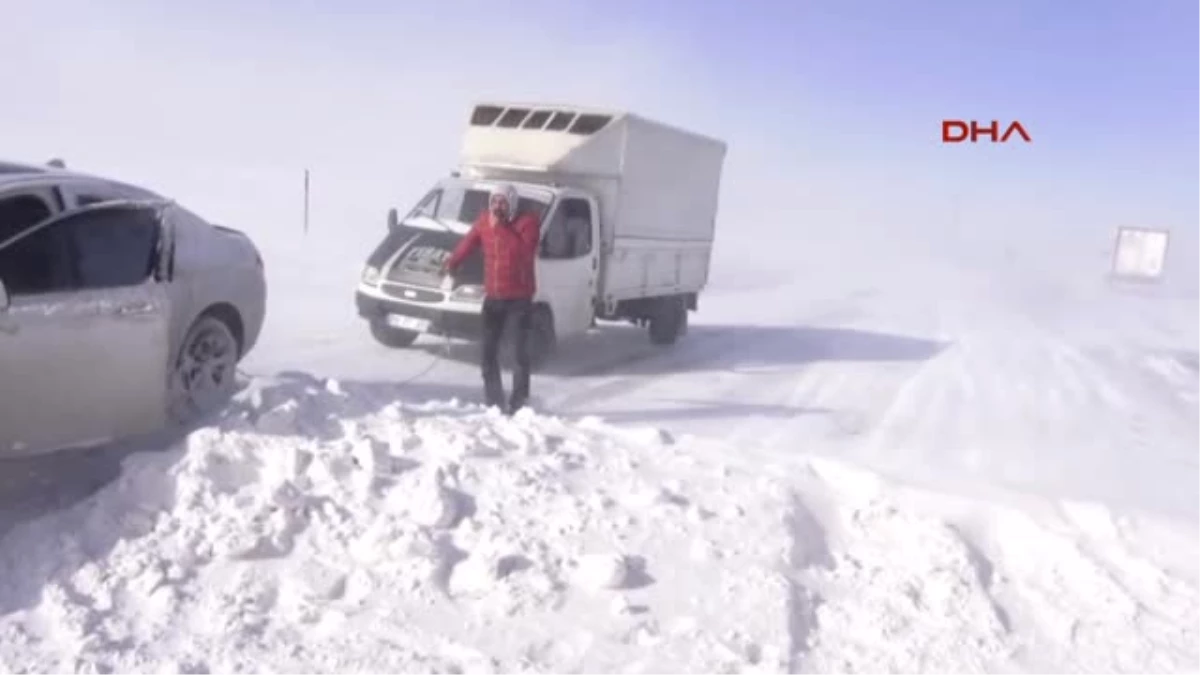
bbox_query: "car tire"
[169,314,240,424]
[370,321,421,348]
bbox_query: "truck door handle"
[117,302,155,316]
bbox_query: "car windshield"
[408,183,552,226]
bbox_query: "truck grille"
[385,265,443,288]
[382,284,445,303]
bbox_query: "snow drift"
[1,376,1195,674]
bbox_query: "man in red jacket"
[443,183,541,413]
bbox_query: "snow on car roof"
[0,161,50,176]
[0,160,163,198]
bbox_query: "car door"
[0,202,172,455]
[535,195,599,338]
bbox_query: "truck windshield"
[408,184,551,225]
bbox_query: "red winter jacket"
[446,212,540,300]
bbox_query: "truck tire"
[370,321,420,348]
[649,295,687,345]
[529,305,557,369]
[502,305,556,370]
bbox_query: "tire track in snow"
[543,294,891,418]
[776,463,1016,673]
[779,491,832,672]
[545,329,749,413]
[959,504,1199,673]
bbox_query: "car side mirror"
[387,208,399,231]
[0,280,9,311]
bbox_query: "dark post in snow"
[303,168,311,235]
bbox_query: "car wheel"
[169,315,240,424]
[370,321,421,348]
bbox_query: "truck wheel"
[529,305,557,369]
[507,305,556,369]
[649,296,687,345]
[370,321,420,348]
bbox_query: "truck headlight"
[451,284,484,301]
[362,265,381,285]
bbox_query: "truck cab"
[354,176,600,355]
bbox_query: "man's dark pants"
[480,297,533,411]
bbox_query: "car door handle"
[116,302,156,316]
[0,321,17,335]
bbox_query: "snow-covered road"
[244,250,1200,525]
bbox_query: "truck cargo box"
[458,103,726,247]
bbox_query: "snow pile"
[0,377,1196,674]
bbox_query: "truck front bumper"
[355,290,483,339]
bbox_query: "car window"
[72,205,162,290]
[0,193,54,247]
[75,194,112,207]
[0,216,74,297]
[0,203,162,298]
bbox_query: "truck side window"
[563,199,592,257]
[540,198,592,260]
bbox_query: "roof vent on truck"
[469,104,612,136]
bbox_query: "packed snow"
[1,374,1195,674]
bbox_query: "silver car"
[0,161,267,456]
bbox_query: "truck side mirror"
[0,280,9,311]
[387,208,399,231]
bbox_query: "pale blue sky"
[5,0,1197,266]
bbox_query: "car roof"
[0,160,56,178]
[0,159,163,197]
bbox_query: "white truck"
[355,102,727,362]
